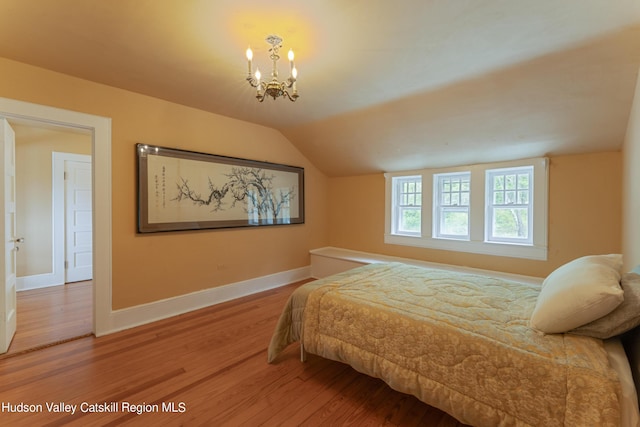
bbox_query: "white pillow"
[530,254,623,334]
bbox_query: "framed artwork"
[137,144,305,233]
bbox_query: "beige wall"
[623,70,640,271]
[15,124,91,276]
[328,151,622,278]
[0,57,329,309]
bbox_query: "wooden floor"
[6,281,93,355]
[0,281,467,426]
[7,280,93,355]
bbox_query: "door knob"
[13,237,24,243]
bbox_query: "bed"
[268,258,640,427]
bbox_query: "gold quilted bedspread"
[268,263,622,426]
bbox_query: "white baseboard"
[17,273,64,291]
[98,265,311,337]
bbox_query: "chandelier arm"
[282,91,299,102]
[246,76,259,88]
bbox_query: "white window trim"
[390,175,422,236]
[485,166,534,245]
[433,171,471,240]
[384,158,548,261]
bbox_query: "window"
[486,166,533,244]
[392,176,422,235]
[433,172,470,239]
[385,158,548,260]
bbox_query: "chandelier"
[245,35,299,102]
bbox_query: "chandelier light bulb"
[255,68,261,81]
[292,67,297,79]
[246,47,253,61]
[288,49,294,62]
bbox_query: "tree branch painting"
[137,144,304,233]
[173,167,296,222]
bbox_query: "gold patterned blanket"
[268,262,622,426]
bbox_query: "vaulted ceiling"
[1,1,639,176]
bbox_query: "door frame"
[0,97,112,336]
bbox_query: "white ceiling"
[1,1,639,176]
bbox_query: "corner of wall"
[623,68,640,271]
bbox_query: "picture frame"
[137,144,305,233]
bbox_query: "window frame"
[433,172,471,240]
[384,158,548,260]
[485,166,534,245]
[391,175,422,236]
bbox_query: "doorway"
[9,122,93,354]
[0,96,113,353]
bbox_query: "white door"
[65,160,92,283]
[0,118,17,353]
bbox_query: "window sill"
[384,234,547,261]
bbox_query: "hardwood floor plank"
[0,280,468,426]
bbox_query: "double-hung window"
[433,172,470,240]
[392,175,422,235]
[486,166,533,245]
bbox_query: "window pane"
[443,181,450,192]
[494,176,504,190]
[517,174,529,189]
[442,211,468,236]
[517,191,529,204]
[407,194,415,205]
[492,208,529,239]
[399,208,421,233]
[506,191,516,204]
[505,175,516,190]
[451,193,460,206]
[451,181,460,192]
[461,192,469,206]
[442,193,450,205]
[461,180,470,192]
[494,192,504,204]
